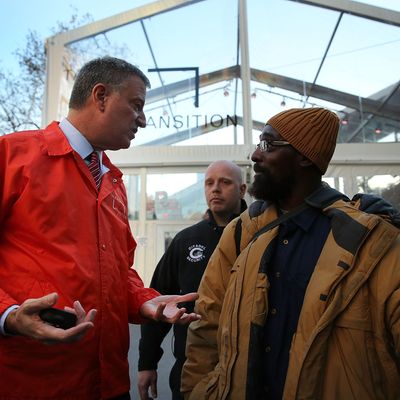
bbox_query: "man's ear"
[298,154,313,168]
[240,183,247,197]
[92,83,108,112]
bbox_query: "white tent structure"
[43,0,400,283]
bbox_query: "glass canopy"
[41,0,400,290]
[53,0,399,147]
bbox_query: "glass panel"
[64,0,238,147]
[248,0,400,145]
[147,172,207,220]
[319,16,399,97]
[322,176,345,193]
[357,175,400,209]
[164,231,177,252]
[61,0,400,146]
[123,174,140,220]
[249,1,338,83]
[141,0,238,146]
[322,174,400,210]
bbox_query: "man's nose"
[211,183,221,192]
[136,111,146,128]
[251,148,261,162]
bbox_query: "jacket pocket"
[328,321,384,399]
[331,288,384,399]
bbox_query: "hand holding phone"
[39,307,77,330]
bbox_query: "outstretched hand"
[5,292,97,344]
[139,292,201,324]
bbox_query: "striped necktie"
[88,151,101,190]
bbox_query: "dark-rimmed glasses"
[255,139,291,152]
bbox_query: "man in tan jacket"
[181,107,400,400]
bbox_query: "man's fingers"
[85,309,97,323]
[22,292,58,315]
[151,381,158,398]
[36,306,95,343]
[40,320,95,344]
[64,304,97,325]
[73,300,85,314]
[6,294,96,344]
[138,389,149,400]
[138,383,150,400]
[72,300,86,321]
[164,307,186,323]
[175,312,201,325]
[176,292,199,303]
[154,303,166,321]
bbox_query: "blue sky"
[1,0,399,72]
[0,0,149,70]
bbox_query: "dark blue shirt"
[263,206,331,399]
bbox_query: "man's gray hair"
[69,56,151,109]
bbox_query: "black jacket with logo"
[138,201,247,373]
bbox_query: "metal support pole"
[42,37,64,126]
[238,0,252,145]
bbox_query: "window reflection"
[147,172,207,220]
[323,174,399,209]
[357,175,400,209]
[164,231,175,251]
[123,174,140,220]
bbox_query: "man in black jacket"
[137,160,247,400]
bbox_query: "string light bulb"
[340,112,349,126]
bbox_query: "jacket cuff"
[138,337,164,370]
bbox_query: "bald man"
[137,161,247,400]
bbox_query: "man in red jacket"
[0,56,199,400]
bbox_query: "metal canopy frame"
[42,0,399,284]
[144,64,399,144]
[291,0,400,27]
[43,0,400,145]
[146,65,398,121]
[43,0,205,126]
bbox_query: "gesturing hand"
[139,292,201,324]
[5,292,97,344]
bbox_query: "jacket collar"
[42,121,122,181]
[42,121,73,156]
[205,199,248,228]
[305,182,349,208]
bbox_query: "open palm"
[139,292,200,324]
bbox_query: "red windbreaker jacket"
[0,122,158,399]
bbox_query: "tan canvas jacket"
[181,193,400,400]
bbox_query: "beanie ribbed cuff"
[267,108,339,174]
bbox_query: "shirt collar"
[59,118,107,171]
[59,118,93,160]
[288,206,320,233]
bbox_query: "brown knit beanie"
[267,107,340,174]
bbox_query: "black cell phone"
[39,307,77,330]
